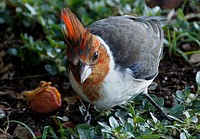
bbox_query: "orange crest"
[61,8,93,56]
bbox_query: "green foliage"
[1,0,67,75]
[36,76,200,139]
[33,72,200,138]
[164,8,200,60]
[2,0,199,77]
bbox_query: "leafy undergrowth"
[30,74,200,139]
[0,0,200,138]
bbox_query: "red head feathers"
[61,8,93,58]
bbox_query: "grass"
[2,120,36,139]
[164,8,200,61]
[0,0,200,138]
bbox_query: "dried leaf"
[13,125,32,139]
[0,134,7,139]
[64,96,78,105]
[62,121,75,128]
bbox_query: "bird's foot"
[143,93,176,122]
[79,99,92,124]
[157,111,174,122]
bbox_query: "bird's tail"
[141,9,175,27]
[140,16,167,27]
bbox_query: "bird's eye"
[92,51,98,61]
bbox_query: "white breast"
[93,67,153,110]
[68,71,90,103]
[69,67,153,110]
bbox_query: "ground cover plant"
[0,0,200,138]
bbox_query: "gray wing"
[88,16,164,80]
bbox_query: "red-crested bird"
[61,8,171,120]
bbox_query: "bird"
[61,8,171,120]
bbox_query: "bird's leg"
[79,98,91,124]
[143,92,173,122]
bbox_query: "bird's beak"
[80,64,92,84]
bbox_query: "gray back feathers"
[88,16,164,80]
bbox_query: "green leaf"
[129,104,135,118]
[25,3,37,15]
[160,135,173,139]
[98,122,111,131]
[176,90,185,100]
[169,104,185,117]
[142,134,160,139]
[192,100,200,112]
[7,47,18,56]
[109,116,119,128]
[45,64,58,75]
[46,37,57,47]
[41,126,49,139]
[39,16,46,26]
[127,118,134,126]
[180,132,187,139]
[48,126,59,139]
[184,87,190,97]
[183,111,190,119]
[196,134,200,139]
[114,125,123,132]
[35,44,43,51]
[77,124,96,139]
[150,112,158,123]
[190,116,198,123]
[155,97,165,107]
[135,117,145,123]
[115,109,129,123]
